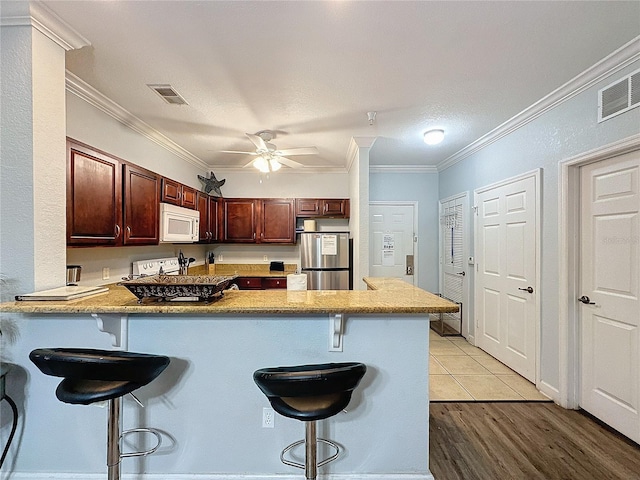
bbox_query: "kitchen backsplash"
[66,243,302,286]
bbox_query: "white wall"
[438,58,640,397]
[0,23,67,302]
[369,171,440,292]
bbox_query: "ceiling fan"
[222,131,319,172]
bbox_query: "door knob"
[518,286,534,294]
[456,271,466,276]
[578,295,595,305]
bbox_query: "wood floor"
[430,402,640,480]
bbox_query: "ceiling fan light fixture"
[253,156,269,172]
[423,129,445,145]
[269,158,282,172]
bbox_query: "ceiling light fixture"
[367,111,377,125]
[253,156,281,173]
[423,129,445,145]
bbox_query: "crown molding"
[370,165,438,174]
[0,1,90,51]
[437,35,640,172]
[66,71,209,170]
[211,166,348,175]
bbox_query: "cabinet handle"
[114,224,121,239]
[177,191,181,200]
[126,226,131,238]
[253,232,256,240]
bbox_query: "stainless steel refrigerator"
[300,232,351,290]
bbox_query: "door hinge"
[473,205,478,215]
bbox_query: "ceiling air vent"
[598,68,640,122]
[148,84,188,105]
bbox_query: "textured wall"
[370,171,440,292]
[0,25,67,302]
[438,58,640,396]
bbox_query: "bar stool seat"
[30,348,170,480]
[254,362,366,479]
[30,348,169,405]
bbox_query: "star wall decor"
[197,171,225,197]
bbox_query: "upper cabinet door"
[67,141,122,246]
[222,198,257,243]
[161,177,197,209]
[196,192,219,243]
[260,199,295,243]
[322,199,349,217]
[295,198,322,216]
[295,198,350,218]
[123,164,160,245]
[181,185,197,209]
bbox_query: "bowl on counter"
[119,274,238,303]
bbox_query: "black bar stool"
[30,348,170,480]
[253,362,366,480]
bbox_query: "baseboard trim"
[1,473,435,480]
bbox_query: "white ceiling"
[40,1,640,170]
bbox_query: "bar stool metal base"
[280,420,340,480]
[106,396,163,480]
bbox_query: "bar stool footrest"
[119,428,162,459]
[280,438,340,469]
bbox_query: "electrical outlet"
[102,267,110,280]
[262,407,274,428]
[263,255,268,262]
[218,254,224,262]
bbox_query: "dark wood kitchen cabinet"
[221,198,258,243]
[221,198,295,244]
[196,192,219,242]
[259,198,295,243]
[122,164,160,245]
[67,139,160,247]
[295,198,350,218]
[234,276,287,290]
[67,141,122,246]
[161,177,197,209]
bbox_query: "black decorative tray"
[119,275,238,303]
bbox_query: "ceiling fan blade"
[276,156,304,169]
[275,147,319,156]
[246,133,268,151]
[242,159,256,168]
[220,150,258,155]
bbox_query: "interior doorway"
[474,170,541,383]
[560,134,640,444]
[439,193,470,338]
[369,202,417,285]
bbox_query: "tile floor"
[429,329,550,401]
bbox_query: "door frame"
[438,192,470,339]
[474,168,542,386]
[369,201,419,285]
[559,133,640,409]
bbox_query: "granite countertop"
[0,277,459,315]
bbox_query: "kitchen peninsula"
[0,279,457,480]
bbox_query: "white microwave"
[159,203,200,243]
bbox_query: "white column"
[0,3,88,300]
[348,136,375,290]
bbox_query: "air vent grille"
[148,84,188,105]
[598,68,640,122]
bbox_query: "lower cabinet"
[234,277,287,290]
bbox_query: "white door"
[475,172,539,382]
[439,194,469,336]
[369,203,416,285]
[580,151,640,444]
